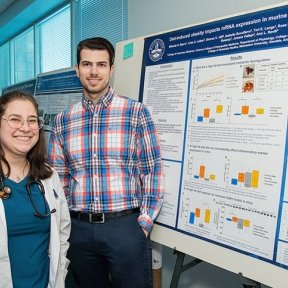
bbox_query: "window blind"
[13,28,34,83]
[37,5,71,73]
[74,0,128,58]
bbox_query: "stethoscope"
[0,175,56,218]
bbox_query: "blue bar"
[189,212,195,224]
[197,116,204,122]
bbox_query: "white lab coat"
[0,169,71,288]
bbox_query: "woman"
[0,91,71,288]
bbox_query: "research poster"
[34,69,82,140]
[140,5,288,268]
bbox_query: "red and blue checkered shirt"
[48,87,164,232]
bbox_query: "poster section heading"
[35,70,82,94]
[144,5,288,65]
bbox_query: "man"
[48,37,164,288]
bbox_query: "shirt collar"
[82,86,114,110]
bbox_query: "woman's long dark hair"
[0,91,53,180]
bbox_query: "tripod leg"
[239,273,261,288]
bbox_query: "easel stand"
[239,273,262,288]
[170,250,263,288]
[242,285,261,288]
[170,249,202,288]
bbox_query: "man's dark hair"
[77,37,115,66]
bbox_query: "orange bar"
[241,106,249,115]
[199,165,205,178]
[195,208,201,217]
[238,172,245,183]
[203,108,210,118]
[232,216,238,222]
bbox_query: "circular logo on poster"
[149,39,165,62]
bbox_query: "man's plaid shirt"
[48,87,164,232]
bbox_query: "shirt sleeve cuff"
[138,213,153,233]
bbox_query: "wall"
[128,0,286,38]
[127,0,286,287]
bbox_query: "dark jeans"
[65,268,79,288]
[68,213,152,288]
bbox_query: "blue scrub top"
[3,176,51,288]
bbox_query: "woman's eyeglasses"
[2,114,44,130]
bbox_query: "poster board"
[113,3,288,287]
[1,78,36,96]
[34,68,82,136]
